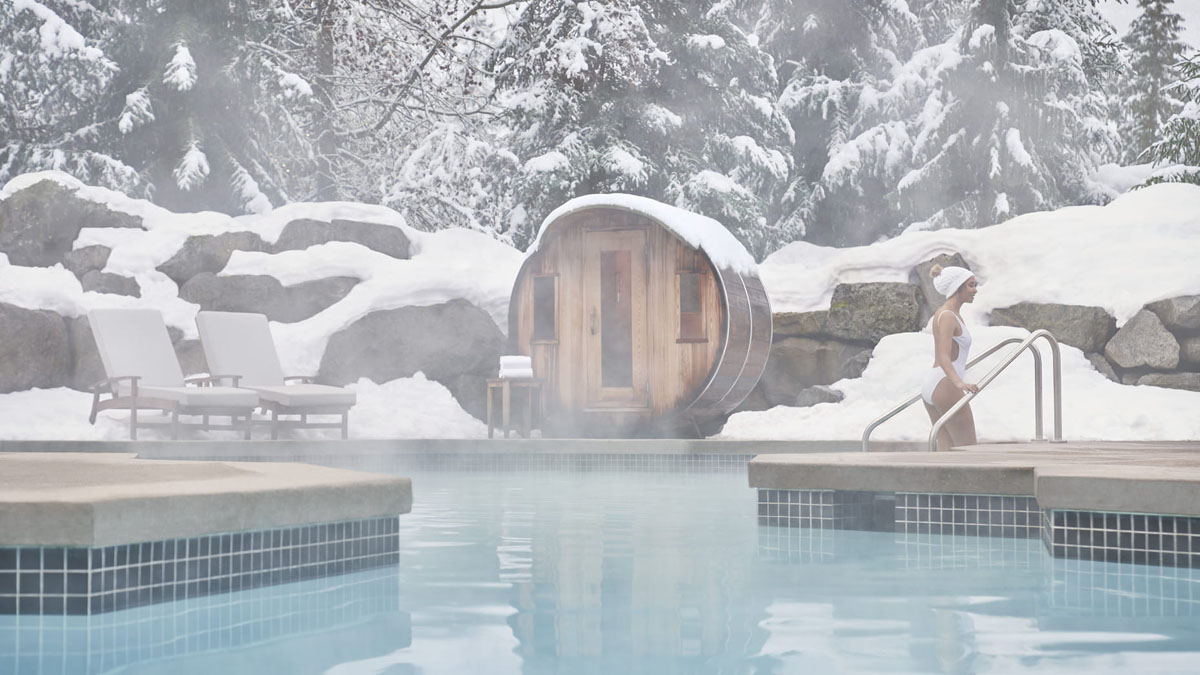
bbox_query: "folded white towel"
[499,368,535,379]
[500,355,532,368]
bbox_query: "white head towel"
[933,266,974,297]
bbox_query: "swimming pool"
[5,466,1200,673]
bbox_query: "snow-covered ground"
[1,172,1198,441]
[720,183,1200,442]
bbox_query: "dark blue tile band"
[0,515,401,616]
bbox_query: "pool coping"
[0,438,926,458]
[748,441,1200,517]
[0,453,412,547]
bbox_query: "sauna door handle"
[589,309,598,335]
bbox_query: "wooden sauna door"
[583,229,648,408]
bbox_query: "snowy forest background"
[3,0,1199,259]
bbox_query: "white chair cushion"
[88,309,186,390]
[195,311,286,386]
[138,385,259,408]
[250,384,356,408]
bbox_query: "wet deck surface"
[750,441,1200,516]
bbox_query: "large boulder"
[1104,309,1180,370]
[157,231,268,286]
[837,348,874,380]
[66,316,105,391]
[911,253,970,326]
[758,337,862,406]
[273,219,411,259]
[62,245,112,280]
[1085,353,1120,384]
[0,303,70,392]
[825,282,922,344]
[772,311,827,338]
[174,339,208,377]
[795,385,845,407]
[1180,336,1200,368]
[179,273,358,323]
[1147,295,1200,334]
[0,180,141,267]
[81,270,140,297]
[989,303,1116,353]
[317,299,504,419]
[1136,372,1200,392]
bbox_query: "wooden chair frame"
[251,376,352,440]
[89,374,255,440]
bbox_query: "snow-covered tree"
[893,0,1118,233]
[1143,54,1200,184]
[492,0,794,257]
[0,1,140,194]
[1121,0,1189,162]
[757,0,928,245]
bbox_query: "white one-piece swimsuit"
[921,311,972,406]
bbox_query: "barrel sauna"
[508,195,771,437]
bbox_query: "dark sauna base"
[758,489,1200,569]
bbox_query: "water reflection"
[11,471,1200,673]
[0,567,409,675]
[392,472,1200,673]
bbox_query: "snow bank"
[532,193,759,276]
[723,182,1200,441]
[720,325,1200,442]
[0,375,486,441]
[760,182,1200,326]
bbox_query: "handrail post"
[926,329,1070,449]
[862,337,1023,452]
[1032,332,1063,442]
[1031,344,1043,441]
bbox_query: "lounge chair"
[195,311,356,439]
[87,308,259,439]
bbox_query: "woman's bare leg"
[923,402,955,452]
[930,378,977,449]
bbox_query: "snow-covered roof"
[531,193,759,277]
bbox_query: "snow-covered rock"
[0,180,142,267]
[1104,309,1180,370]
[825,282,922,344]
[179,273,358,324]
[1147,295,1200,333]
[317,299,504,421]
[989,303,1116,353]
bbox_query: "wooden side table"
[486,378,544,438]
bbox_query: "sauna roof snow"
[531,194,759,277]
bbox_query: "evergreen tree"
[893,0,1117,232]
[491,0,794,257]
[1121,0,1189,163]
[1144,54,1200,184]
[0,1,139,194]
[757,0,927,245]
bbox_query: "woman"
[921,265,979,451]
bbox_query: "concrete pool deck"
[749,441,1200,517]
[0,453,412,547]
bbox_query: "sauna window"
[532,275,557,342]
[678,272,706,342]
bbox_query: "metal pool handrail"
[861,330,1062,452]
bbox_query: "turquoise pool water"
[6,468,1200,673]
